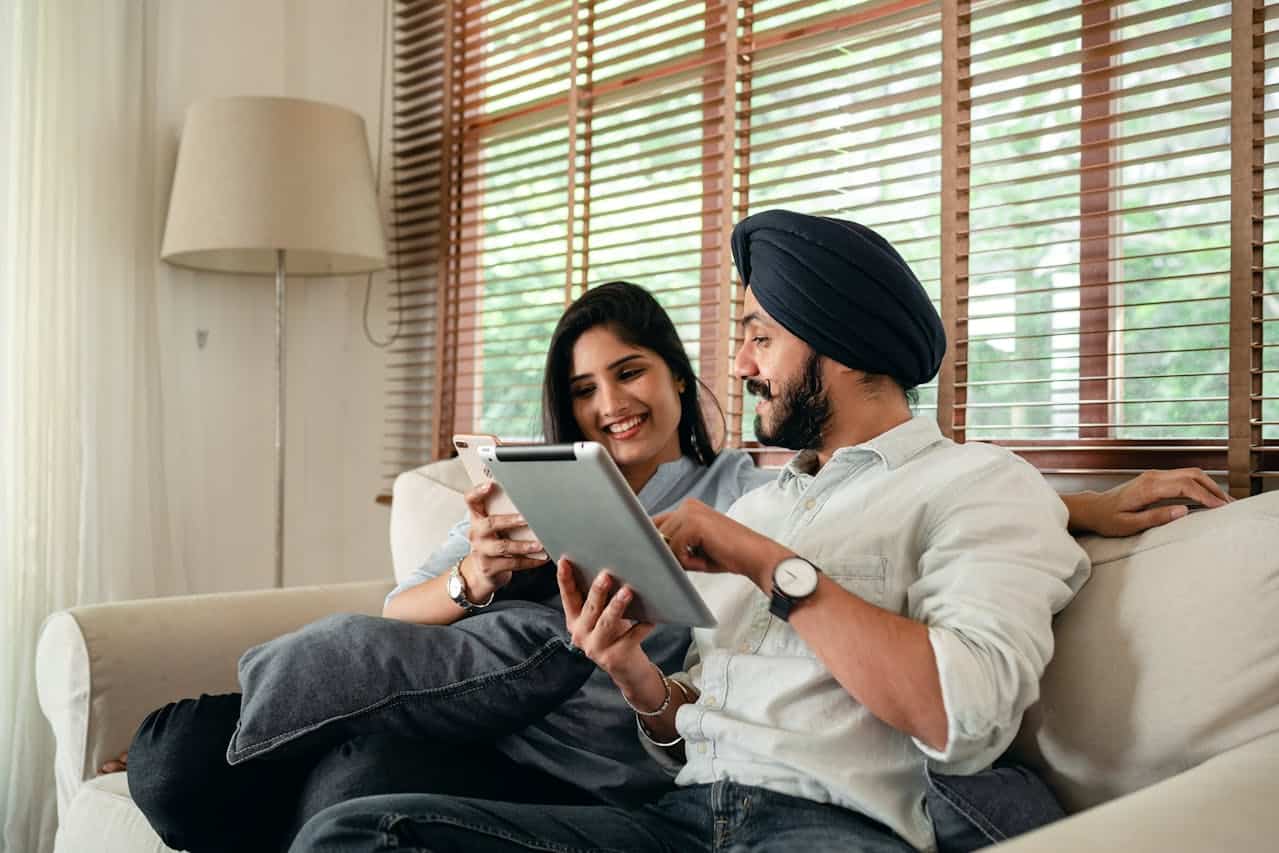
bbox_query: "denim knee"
[290,796,391,853]
[127,692,244,849]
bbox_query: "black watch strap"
[769,588,798,621]
[768,557,820,622]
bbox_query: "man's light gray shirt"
[653,417,1090,851]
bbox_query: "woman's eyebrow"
[570,353,644,384]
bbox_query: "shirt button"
[738,642,751,653]
[704,695,717,707]
[697,743,708,755]
[804,498,816,510]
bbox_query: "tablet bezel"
[477,441,717,628]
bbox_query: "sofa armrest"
[35,580,393,821]
[990,729,1279,852]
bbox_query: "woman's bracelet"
[637,716,683,748]
[670,677,694,702]
[622,662,671,717]
[635,676,693,748]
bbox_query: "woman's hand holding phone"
[460,481,550,600]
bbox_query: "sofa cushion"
[389,458,467,584]
[1011,491,1279,813]
[55,773,173,853]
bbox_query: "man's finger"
[557,559,583,621]
[1151,470,1225,510]
[1177,479,1224,510]
[1187,469,1231,505]
[1125,504,1188,535]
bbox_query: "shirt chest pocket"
[765,554,889,658]
[824,554,889,605]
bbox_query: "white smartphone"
[451,433,540,545]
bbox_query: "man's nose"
[733,342,754,379]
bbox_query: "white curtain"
[0,2,175,852]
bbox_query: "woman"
[123,282,773,853]
[118,282,1229,853]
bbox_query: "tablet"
[477,441,717,628]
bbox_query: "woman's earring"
[676,380,687,394]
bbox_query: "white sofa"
[35,457,1279,852]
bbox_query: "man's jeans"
[289,780,915,853]
[926,762,1065,852]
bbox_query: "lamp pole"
[275,248,286,588]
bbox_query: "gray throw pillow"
[227,603,594,764]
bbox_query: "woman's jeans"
[126,602,685,853]
[127,693,598,853]
[289,780,916,853]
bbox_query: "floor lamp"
[161,96,387,588]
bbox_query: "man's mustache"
[745,379,773,400]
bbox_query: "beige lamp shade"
[161,96,386,276]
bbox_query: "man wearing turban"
[295,210,1093,853]
[730,209,946,451]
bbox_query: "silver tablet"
[477,441,716,628]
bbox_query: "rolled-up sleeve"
[384,514,472,609]
[907,457,1090,772]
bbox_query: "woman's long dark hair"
[541,281,721,467]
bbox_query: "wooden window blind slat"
[380,0,1273,494]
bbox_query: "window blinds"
[384,0,1270,497]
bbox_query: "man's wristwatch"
[447,558,496,614]
[768,556,821,621]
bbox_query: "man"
[289,209,1092,852]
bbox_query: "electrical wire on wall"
[362,0,402,348]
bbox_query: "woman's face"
[569,325,685,490]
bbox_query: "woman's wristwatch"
[447,557,496,614]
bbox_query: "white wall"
[153,0,395,593]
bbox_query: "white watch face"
[447,571,465,603]
[774,557,819,598]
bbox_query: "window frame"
[382,0,1270,498]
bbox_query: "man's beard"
[747,352,832,450]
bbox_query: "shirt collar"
[777,416,947,483]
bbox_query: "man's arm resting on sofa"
[989,730,1279,853]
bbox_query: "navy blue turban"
[730,210,946,389]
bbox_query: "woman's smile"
[603,413,649,441]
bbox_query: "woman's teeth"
[607,415,645,434]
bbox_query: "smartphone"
[452,434,540,545]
